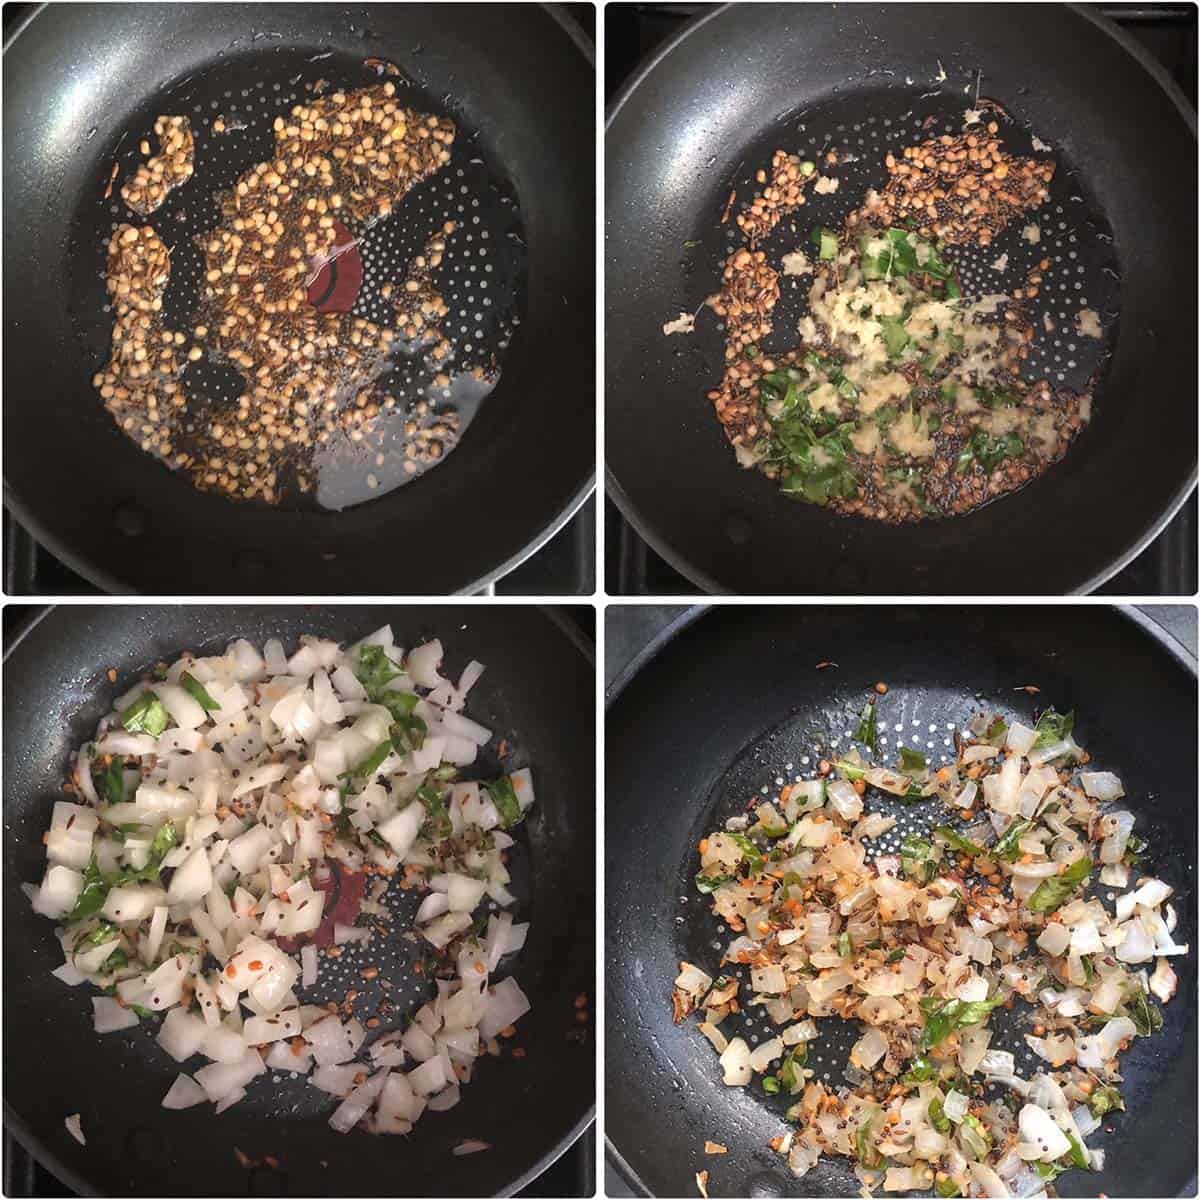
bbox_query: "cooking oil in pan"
[76,48,527,512]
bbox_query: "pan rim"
[605,3,1197,135]
[602,601,1197,1197]
[1,601,598,669]
[0,478,598,599]
[603,2,1198,597]
[604,604,1198,708]
[2,1,596,598]
[2,1066,597,1200]
[4,0,597,61]
[3,602,596,1198]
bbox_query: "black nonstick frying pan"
[606,604,1197,1197]
[606,4,1197,595]
[3,4,594,595]
[3,605,594,1196]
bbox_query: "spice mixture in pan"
[94,82,503,505]
[28,627,536,1136]
[674,694,1184,1196]
[691,118,1100,522]
[120,115,196,217]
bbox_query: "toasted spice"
[121,115,195,216]
[95,85,464,504]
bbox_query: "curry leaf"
[921,996,1003,1050]
[1065,1132,1089,1170]
[102,755,126,806]
[1033,707,1075,748]
[934,826,985,856]
[1127,987,1163,1037]
[1088,1084,1123,1117]
[855,700,879,752]
[729,833,765,872]
[355,644,402,701]
[901,834,937,884]
[855,1115,883,1168]
[342,738,394,782]
[1028,857,1092,913]
[902,1055,936,1085]
[418,784,453,841]
[993,818,1033,862]
[120,692,169,736]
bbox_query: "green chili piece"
[180,671,220,712]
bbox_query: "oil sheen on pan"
[664,87,1118,523]
[83,52,527,512]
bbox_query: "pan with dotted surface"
[605,3,1196,595]
[3,604,595,1194]
[605,604,1196,1196]
[3,4,594,594]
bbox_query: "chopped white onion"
[92,997,139,1034]
[329,1069,390,1133]
[161,1074,208,1110]
[30,630,533,1145]
[718,1037,752,1087]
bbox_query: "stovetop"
[605,2,1198,597]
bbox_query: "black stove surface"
[605,3,1198,596]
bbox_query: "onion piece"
[301,944,318,988]
[158,1009,209,1061]
[1080,771,1124,800]
[850,1027,887,1070]
[1075,1017,1136,1070]
[329,1069,390,1134]
[161,1074,208,1110]
[194,1048,265,1102]
[1150,957,1178,1002]
[748,1037,784,1073]
[33,865,84,919]
[1099,810,1136,864]
[93,997,139,1034]
[943,1089,969,1123]
[453,1140,490,1156]
[718,1037,752,1086]
[1016,1103,1070,1161]
[305,1016,356,1067]
[409,1056,450,1097]
[1005,723,1037,756]
[969,1162,1012,1197]
[310,1064,361,1096]
[478,977,531,1039]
